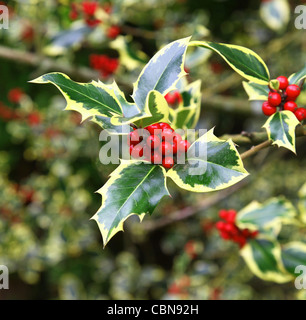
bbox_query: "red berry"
[159,122,171,130]
[173,132,182,144]
[286,84,301,101]
[107,25,120,39]
[276,76,289,90]
[28,112,41,126]
[219,209,228,220]
[294,108,306,122]
[82,1,98,15]
[220,231,231,240]
[164,92,176,105]
[225,223,239,236]
[178,140,191,153]
[129,130,141,145]
[131,144,143,158]
[162,127,174,134]
[69,9,79,20]
[242,229,251,237]
[146,135,161,149]
[162,156,174,169]
[172,133,182,154]
[174,91,183,104]
[262,101,277,116]
[161,141,173,156]
[168,283,181,295]
[8,88,24,103]
[268,92,281,107]
[145,123,161,135]
[151,152,162,164]
[238,237,247,248]
[129,144,134,155]
[162,128,174,142]
[225,209,236,224]
[216,221,226,231]
[284,101,297,113]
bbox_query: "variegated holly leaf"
[170,80,202,130]
[134,90,169,128]
[110,36,148,71]
[242,81,269,101]
[30,73,152,130]
[30,72,124,121]
[189,41,270,84]
[91,161,170,247]
[281,242,306,276]
[236,197,297,237]
[269,79,280,91]
[132,37,190,111]
[289,63,306,85]
[263,110,300,154]
[92,116,132,135]
[166,129,249,192]
[103,80,141,118]
[241,236,293,283]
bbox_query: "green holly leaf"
[170,80,202,130]
[30,73,152,130]
[190,41,270,84]
[240,236,293,283]
[132,37,190,111]
[134,90,169,128]
[91,161,170,247]
[104,80,141,118]
[281,242,306,276]
[269,79,280,91]
[242,81,269,101]
[92,116,132,135]
[166,129,249,192]
[263,110,300,154]
[30,72,123,121]
[236,197,297,237]
[289,63,306,85]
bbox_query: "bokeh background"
[0,0,305,300]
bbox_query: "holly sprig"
[32,37,302,247]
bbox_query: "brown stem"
[0,45,100,82]
[240,140,272,160]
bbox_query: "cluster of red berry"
[216,209,258,248]
[90,54,119,78]
[164,91,183,106]
[128,122,191,169]
[0,89,42,126]
[70,1,115,31]
[262,76,305,121]
[70,1,101,27]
